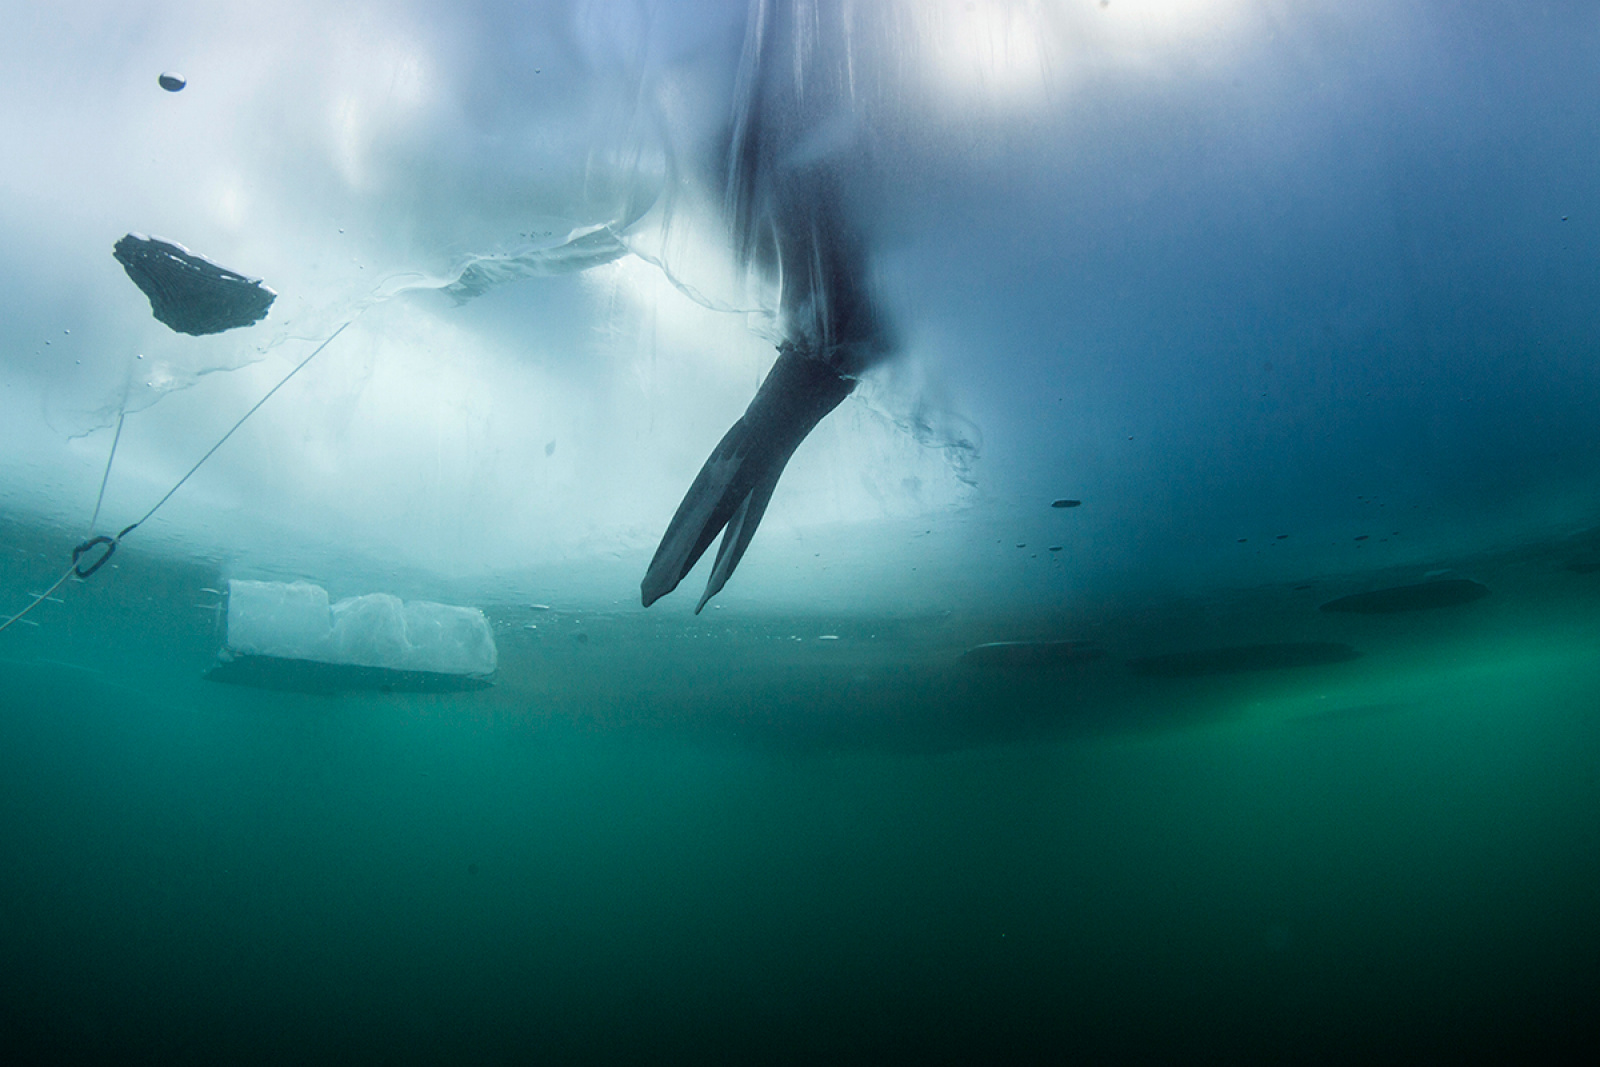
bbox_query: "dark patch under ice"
[113,233,276,336]
[207,653,493,694]
[1319,579,1489,614]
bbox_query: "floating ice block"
[211,579,496,693]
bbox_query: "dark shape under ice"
[207,654,493,695]
[113,233,276,335]
[640,3,894,613]
[1318,579,1489,614]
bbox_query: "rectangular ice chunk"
[402,600,500,676]
[226,580,333,661]
[223,579,496,678]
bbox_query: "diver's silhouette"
[641,0,892,611]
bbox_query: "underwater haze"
[4,0,1600,1061]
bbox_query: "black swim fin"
[641,343,855,612]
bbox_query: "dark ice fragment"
[1051,499,1081,508]
[1129,642,1359,678]
[1318,579,1488,614]
[158,72,187,92]
[113,233,276,335]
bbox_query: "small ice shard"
[113,234,276,335]
[158,72,187,92]
[442,229,633,304]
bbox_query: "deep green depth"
[3,523,1598,1063]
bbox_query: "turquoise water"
[7,2,1600,1061]
[5,519,1598,1062]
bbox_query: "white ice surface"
[225,579,496,676]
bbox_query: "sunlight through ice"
[920,0,1253,114]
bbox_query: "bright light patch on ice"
[914,0,1256,117]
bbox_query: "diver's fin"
[694,461,783,613]
[641,416,762,608]
[641,344,856,610]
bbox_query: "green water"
[3,527,1598,1063]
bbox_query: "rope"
[0,567,76,634]
[1,321,351,635]
[124,321,350,534]
[87,408,125,536]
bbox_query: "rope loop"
[4,322,348,637]
[72,536,117,578]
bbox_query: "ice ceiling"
[3,1,1599,614]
